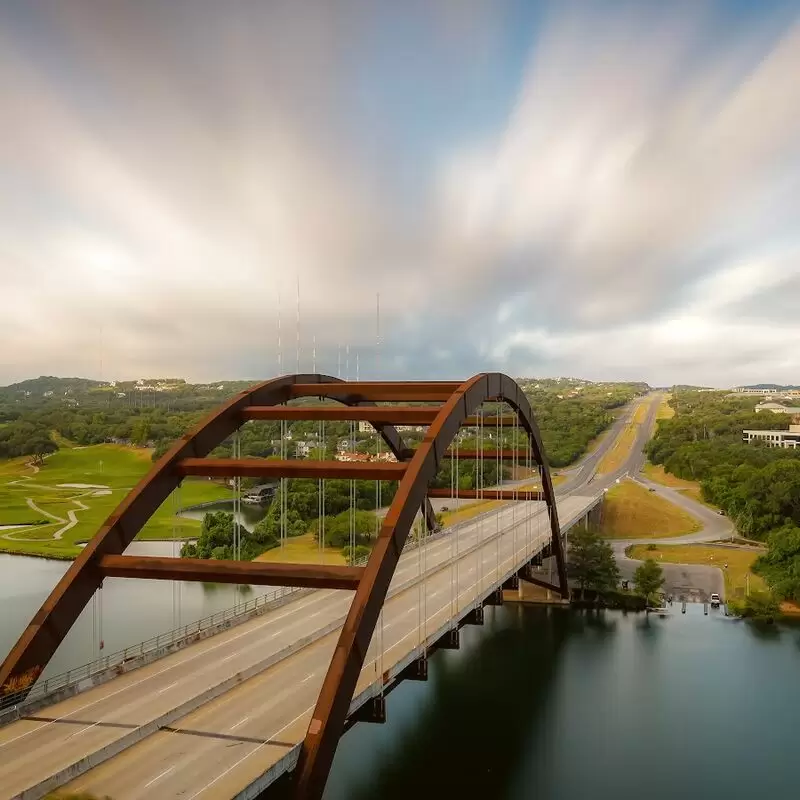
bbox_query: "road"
[0,494,598,800]
[600,392,731,601]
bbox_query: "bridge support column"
[352,695,386,724]
[400,656,428,681]
[483,588,504,607]
[503,575,520,591]
[464,606,484,625]
[436,629,460,650]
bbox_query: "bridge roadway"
[0,494,598,800]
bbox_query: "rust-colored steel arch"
[292,373,566,799]
[0,374,434,698]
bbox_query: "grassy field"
[599,479,701,539]
[596,396,657,475]
[627,543,765,597]
[656,394,675,420]
[596,420,639,475]
[253,532,347,565]
[0,445,231,559]
[642,463,717,508]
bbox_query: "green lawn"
[0,445,232,559]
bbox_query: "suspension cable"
[477,406,484,606]
[233,429,241,561]
[449,433,455,624]
[318,418,323,564]
[349,420,355,564]
[280,416,287,555]
[376,429,384,690]
[495,408,500,581]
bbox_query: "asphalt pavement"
[602,392,732,601]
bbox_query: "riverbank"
[0,443,231,560]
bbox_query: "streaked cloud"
[1,0,799,387]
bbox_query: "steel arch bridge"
[0,373,566,799]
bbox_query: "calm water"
[0,499,273,680]
[325,604,800,800]
[0,539,276,681]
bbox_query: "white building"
[743,424,800,449]
[295,441,313,458]
[754,402,800,414]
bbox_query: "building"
[754,402,800,414]
[242,484,277,504]
[743,424,800,449]
[356,421,425,434]
[295,441,313,458]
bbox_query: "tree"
[28,434,57,466]
[182,510,278,561]
[633,559,665,603]
[342,544,371,565]
[567,527,620,594]
[738,591,780,623]
[752,524,800,601]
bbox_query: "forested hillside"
[0,376,644,469]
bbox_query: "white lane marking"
[157,681,180,694]
[229,716,250,731]
[144,764,176,788]
[187,705,315,799]
[0,587,340,749]
[301,673,315,683]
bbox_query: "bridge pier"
[483,588,504,607]
[464,606,484,625]
[435,628,460,650]
[352,695,387,724]
[399,656,428,681]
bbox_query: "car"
[441,505,449,512]
[648,487,656,492]
[718,510,725,515]
[710,593,721,608]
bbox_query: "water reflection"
[324,606,571,800]
[319,604,800,800]
[178,499,268,531]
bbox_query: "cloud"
[1,1,799,387]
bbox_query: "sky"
[2,0,800,389]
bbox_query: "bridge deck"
[0,495,598,800]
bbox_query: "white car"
[710,593,721,608]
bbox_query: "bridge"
[0,374,605,800]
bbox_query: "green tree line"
[647,390,800,602]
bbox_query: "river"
[0,499,273,681]
[324,604,800,800]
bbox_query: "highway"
[1,494,598,800]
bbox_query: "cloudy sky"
[2,0,799,388]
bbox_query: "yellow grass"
[441,499,504,527]
[627,543,765,597]
[439,475,565,528]
[656,394,675,420]
[642,463,716,508]
[253,532,346,565]
[599,479,701,539]
[596,421,638,475]
[633,402,649,424]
